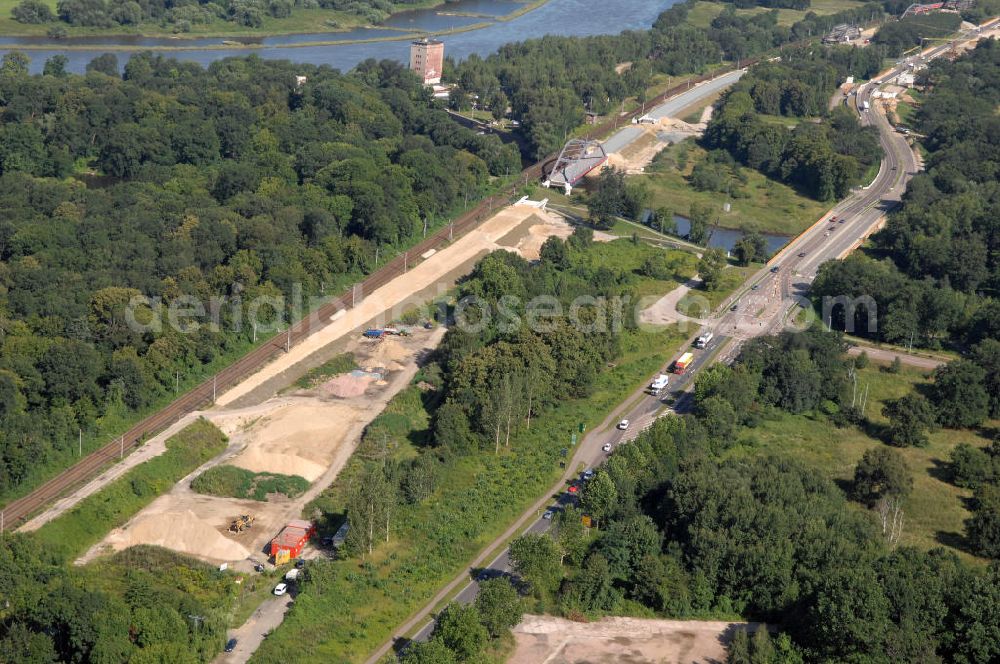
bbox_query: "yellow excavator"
[229,514,255,533]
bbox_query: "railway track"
[0,61,748,532]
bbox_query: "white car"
[617,419,630,430]
[273,583,288,596]
[602,442,613,452]
[582,469,595,481]
[542,510,554,520]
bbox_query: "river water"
[3,0,675,74]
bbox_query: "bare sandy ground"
[215,203,569,408]
[639,276,707,329]
[509,614,764,664]
[603,116,705,175]
[82,327,445,565]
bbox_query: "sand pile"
[320,373,374,398]
[113,510,250,561]
[227,401,362,481]
[364,338,409,371]
[517,218,573,260]
[231,449,326,481]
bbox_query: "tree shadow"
[926,457,954,484]
[934,530,974,555]
[833,477,856,497]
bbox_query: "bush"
[12,0,54,23]
[191,465,309,501]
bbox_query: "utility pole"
[404,252,408,272]
[252,323,257,344]
[285,329,291,353]
[423,216,428,238]
[79,429,83,457]
[449,222,454,242]
[213,376,217,404]
[175,371,180,394]
[120,436,124,460]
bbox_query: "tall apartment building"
[410,38,444,85]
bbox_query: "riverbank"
[0,0,548,42]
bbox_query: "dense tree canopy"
[0,53,519,499]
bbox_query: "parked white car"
[273,583,288,596]
[602,442,613,452]
[617,419,630,430]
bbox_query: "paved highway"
[388,23,997,657]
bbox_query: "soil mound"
[116,510,250,561]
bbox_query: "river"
[2,0,676,74]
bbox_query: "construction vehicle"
[672,352,694,374]
[229,514,255,533]
[383,326,411,337]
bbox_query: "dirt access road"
[509,615,767,664]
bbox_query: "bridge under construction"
[542,138,607,194]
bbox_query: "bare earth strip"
[509,614,765,664]
[216,204,566,408]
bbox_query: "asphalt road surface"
[601,68,746,155]
[391,26,994,655]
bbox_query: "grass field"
[32,418,228,560]
[644,140,830,236]
[683,0,865,29]
[725,361,995,565]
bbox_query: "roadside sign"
[581,515,592,528]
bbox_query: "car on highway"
[273,583,288,596]
[797,252,806,258]
[770,266,779,273]
[542,509,554,520]
[751,284,760,290]
[225,639,238,653]
[824,231,831,237]
[617,419,630,430]
[730,303,739,311]
[602,442,613,452]
[830,216,837,222]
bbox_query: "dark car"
[770,266,779,273]
[295,558,305,569]
[797,252,806,258]
[225,639,238,653]
[751,284,760,290]
[730,304,739,311]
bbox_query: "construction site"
[509,614,766,664]
[62,201,593,568]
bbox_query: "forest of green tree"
[702,46,883,201]
[505,326,1000,663]
[0,52,519,501]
